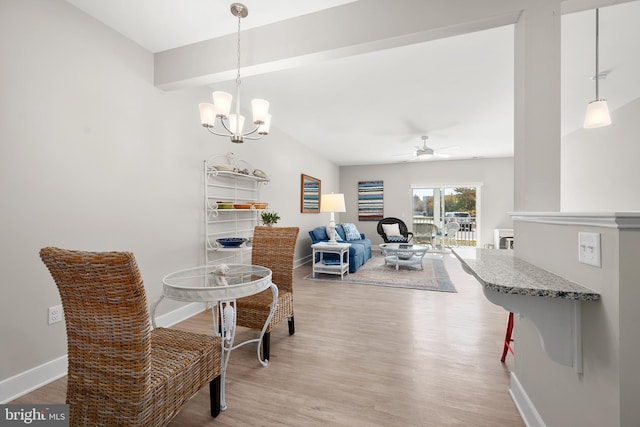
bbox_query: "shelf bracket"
[483,288,583,374]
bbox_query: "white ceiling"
[66,0,640,166]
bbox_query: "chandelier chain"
[236,11,242,87]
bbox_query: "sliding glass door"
[412,186,477,246]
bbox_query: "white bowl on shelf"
[253,169,268,179]
[214,164,237,172]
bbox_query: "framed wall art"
[301,174,321,213]
[358,180,384,221]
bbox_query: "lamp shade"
[199,103,216,127]
[320,193,346,213]
[258,114,271,135]
[251,99,270,124]
[228,114,245,135]
[584,100,611,128]
[212,91,232,117]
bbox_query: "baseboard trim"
[153,301,206,328]
[294,254,312,269]
[509,372,546,427]
[0,355,67,404]
[0,302,204,404]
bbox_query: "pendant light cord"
[595,8,600,100]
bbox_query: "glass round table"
[151,263,276,411]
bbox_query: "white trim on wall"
[510,372,547,427]
[0,355,67,404]
[510,212,640,229]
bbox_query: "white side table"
[311,242,351,279]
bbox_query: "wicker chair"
[235,226,299,361]
[414,223,439,247]
[39,247,222,427]
[444,222,461,247]
[377,217,414,243]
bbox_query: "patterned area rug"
[305,253,456,292]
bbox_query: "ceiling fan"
[407,136,453,161]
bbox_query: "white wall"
[511,59,640,427]
[514,220,621,427]
[339,158,514,247]
[618,228,640,427]
[561,97,640,211]
[0,0,337,388]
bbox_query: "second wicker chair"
[235,226,299,361]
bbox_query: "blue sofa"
[309,225,372,273]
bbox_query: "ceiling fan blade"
[435,145,461,152]
[434,152,451,158]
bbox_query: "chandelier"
[198,3,271,143]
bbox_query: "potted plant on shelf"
[261,211,280,227]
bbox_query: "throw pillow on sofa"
[311,227,329,242]
[342,223,362,241]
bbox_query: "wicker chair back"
[39,247,221,426]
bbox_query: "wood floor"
[12,253,524,426]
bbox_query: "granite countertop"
[452,248,600,301]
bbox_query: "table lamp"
[320,193,346,244]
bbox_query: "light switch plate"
[578,232,601,267]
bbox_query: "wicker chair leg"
[210,376,221,417]
[262,332,270,361]
[288,316,295,335]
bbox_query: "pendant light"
[583,8,611,129]
[198,3,271,143]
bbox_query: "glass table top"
[162,264,272,302]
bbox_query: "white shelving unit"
[204,159,269,265]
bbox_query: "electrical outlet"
[48,305,63,325]
[578,232,601,268]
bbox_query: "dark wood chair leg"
[288,316,295,335]
[262,332,270,361]
[210,376,221,417]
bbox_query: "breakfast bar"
[452,248,600,373]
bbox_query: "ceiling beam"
[154,0,533,90]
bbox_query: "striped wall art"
[358,180,383,221]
